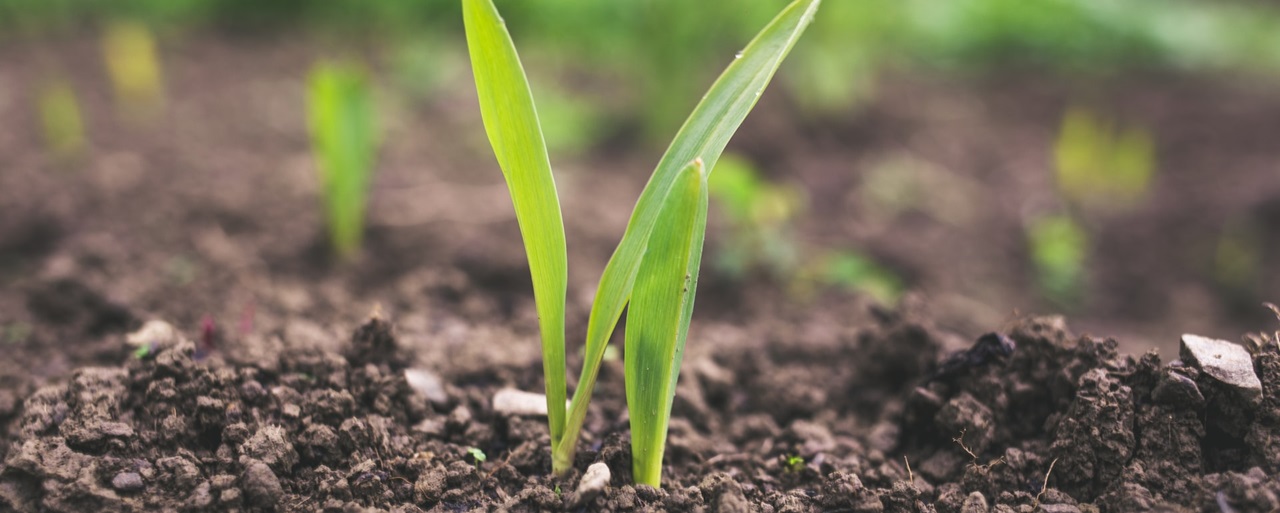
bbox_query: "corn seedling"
[707,156,902,305]
[1054,106,1156,209]
[37,79,87,162]
[1213,218,1262,296]
[102,20,165,118]
[462,0,819,486]
[307,61,379,260]
[1027,213,1088,306]
[808,250,903,305]
[707,154,804,278]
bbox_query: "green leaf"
[462,0,569,447]
[555,0,821,472]
[307,61,378,260]
[625,159,708,488]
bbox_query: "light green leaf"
[463,0,568,445]
[625,159,708,488]
[555,0,821,472]
[307,61,378,260]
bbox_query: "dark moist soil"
[2,310,1279,512]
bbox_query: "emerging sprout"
[307,61,379,260]
[38,79,87,162]
[466,447,487,465]
[462,0,820,487]
[102,20,165,118]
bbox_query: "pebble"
[575,462,612,505]
[240,461,284,508]
[111,472,144,492]
[404,369,450,406]
[492,388,568,416]
[1180,334,1262,399]
[126,320,179,348]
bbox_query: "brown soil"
[2,35,1280,512]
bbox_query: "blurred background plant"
[709,154,904,305]
[101,19,165,120]
[307,61,379,261]
[1054,107,1156,210]
[37,78,86,164]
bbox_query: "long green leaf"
[626,159,708,487]
[554,0,821,471]
[463,0,568,445]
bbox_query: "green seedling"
[1213,219,1261,296]
[466,447,487,466]
[1027,213,1088,306]
[811,250,904,305]
[462,0,819,487]
[707,154,804,278]
[307,61,379,260]
[783,454,805,472]
[38,79,87,162]
[102,19,165,118]
[1054,107,1156,209]
[708,156,903,305]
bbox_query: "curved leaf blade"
[463,0,568,444]
[625,159,708,488]
[556,0,821,471]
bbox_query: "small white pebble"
[491,388,568,416]
[126,320,178,347]
[404,369,449,405]
[575,462,611,505]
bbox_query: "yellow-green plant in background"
[709,154,903,305]
[102,20,165,118]
[307,61,379,260]
[1214,218,1262,295]
[1054,106,1156,208]
[707,154,804,277]
[1028,213,1088,305]
[38,79,87,162]
[462,0,819,487]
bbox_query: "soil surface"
[2,311,1278,512]
[2,34,1280,512]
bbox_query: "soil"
[2,35,1280,512]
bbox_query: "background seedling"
[466,447,487,466]
[708,154,903,305]
[462,0,820,486]
[1027,213,1088,306]
[307,61,379,260]
[102,19,165,119]
[1054,106,1156,209]
[37,79,87,163]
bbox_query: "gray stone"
[111,472,144,492]
[1180,334,1262,398]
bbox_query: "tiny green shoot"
[1053,106,1156,209]
[1027,213,1088,305]
[307,61,379,260]
[38,79,87,162]
[102,19,165,118]
[462,0,820,487]
[466,447,487,465]
[783,454,805,472]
